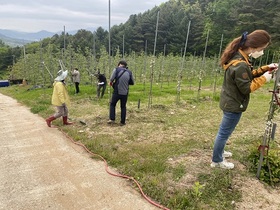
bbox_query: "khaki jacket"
[72,70,80,83]
[220,49,269,113]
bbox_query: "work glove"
[263,71,273,83]
[268,63,278,71]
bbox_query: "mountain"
[0,28,91,47]
[0,29,55,41]
[0,33,30,47]
[0,29,57,46]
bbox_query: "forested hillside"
[1,0,280,80]
[110,0,280,56]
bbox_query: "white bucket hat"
[55,70,68,81]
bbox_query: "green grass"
[0,79,278,209]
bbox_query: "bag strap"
[115,68,126,82]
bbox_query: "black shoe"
[120,122,126,126]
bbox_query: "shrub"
[248,144,280,185]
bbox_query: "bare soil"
[0,93,159,210]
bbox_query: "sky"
[0,0,169,33]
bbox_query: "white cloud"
[0,0,168,32]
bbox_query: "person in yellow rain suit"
[45,69,73,127]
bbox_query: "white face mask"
[251,50,264,59]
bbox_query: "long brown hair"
[220,30,271,66]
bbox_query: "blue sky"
[0,0,169,32]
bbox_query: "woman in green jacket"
[211,30,278,169]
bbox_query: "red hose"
[56,126,170,210]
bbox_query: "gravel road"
[0,93,160,210]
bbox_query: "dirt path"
[0,93,159,210]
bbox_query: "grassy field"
[0,79,278,209]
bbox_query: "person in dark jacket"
[108,60,134,126]
[211,30,278,169]
[96,71,107,98]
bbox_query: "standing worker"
[211,30,278,169]
[72,68,80,94]
[108,60,134,126]
[45,69,73,127]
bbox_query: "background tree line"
[1,0,280,80]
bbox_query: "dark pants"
[109,94,128,124]
[75,82,80,93]
[97,84,106,98]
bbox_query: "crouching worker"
[96,71,107,99]
[46,69,73,127]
